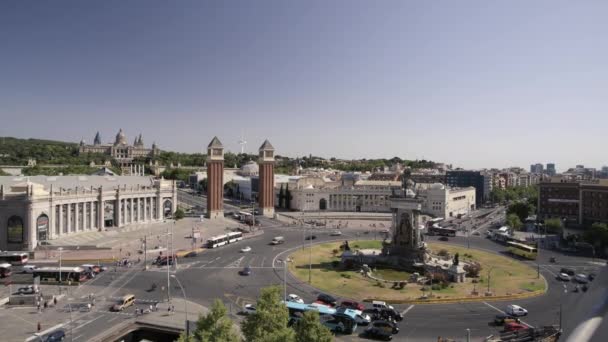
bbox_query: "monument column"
[206,136,224,219]
[258,140,276,217]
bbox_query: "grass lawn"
[288,241,546,302]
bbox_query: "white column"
[143,197,147,222]
[136,198,141,222]
[83,201,87,230]
[58,205,63,236]
[66,203,72,234]
[130,198,134,224]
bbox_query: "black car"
[439,236,449,241]
[305,235,317,240]
[372,320,399,334]
[362,327,392,341]
[494,314,520,325]
[44,329,66,342]
[184,251,198,258]
[588,273,596,281]
[239,266,252,276]
[380,308,403,322]
[317,293,337,306]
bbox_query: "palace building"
[0,175,177,252]
[78,129,160,168]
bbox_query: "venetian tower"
[206,137,224,219]
[258,140,275,217]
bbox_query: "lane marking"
[73,315,104,332]
[401,305,415,316]
[74,334,84,340]
[482,302,534,328]
[261,257,266,267]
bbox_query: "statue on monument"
[402,169,417,198]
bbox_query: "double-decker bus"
[227,232,243,243]
[285,302,358,334]
[33,267,88,283]
[507,241,538,260]
[0,252,29,265]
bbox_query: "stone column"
[258,140,276,217]
[83,200,88,230]
[143,197,147,222]
[130,198,134,224]
[66,203,72,234]
[58,204,63,236]
[98,187,105,230]
[137,197,141,222]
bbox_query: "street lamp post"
[171,275,189,336]
[560,284,567,332]
[58,247,63,293]
[466,328,471,342]
[278,258,291,300]
[487,266,495,294]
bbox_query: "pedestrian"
[87,303,92,311]
[44,301,48,309]
[37,322,41,332]
[154,303,158,311]
[37,302,41,312]
[149,304,153,312]
[53,297,57,306]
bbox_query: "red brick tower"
[206,137,224,219]
[258,140,275,217]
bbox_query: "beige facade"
[79,129,159,168]
[0,176,177,251]
[419,184,476,218]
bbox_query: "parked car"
[505,304,528,317]
[372,300,395,311]
[305,235,317,240]
[575,274,589,284]
[362,326,393,341]
[371,320,399,334]
[241,246,252,253]
[504,322,528,332]
[494,314,520,325]
[242,304,256,315]
[17,285,38,295]
[560,268,576,276]
[239,266,252,276]
[558,273,571,281]
[316,293,337,307]
[355,312,372,325]
[340,300,365,311]
[44,329,66,342]
[439,236,449,241]
[287,294,304,304]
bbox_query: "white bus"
[0,252,29,265]
[227,232,243,243]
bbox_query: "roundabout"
[286,240,547,304]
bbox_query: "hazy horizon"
[1,1,607,171]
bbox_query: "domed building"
[79,129,160,172]
[238,161,259,177]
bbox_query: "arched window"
[36,214,49,242]
[7,216,24,244]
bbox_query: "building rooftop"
[0,175,157,193]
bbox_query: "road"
[15,205,605,341]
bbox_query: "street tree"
[584,223,608,251]
[507,202,534,222]
[173,208,185,220]
[293,310,333,342]
[506,213,523,231]
[177,299,239,342]
[544,218,563,235]
[242,286,295,342]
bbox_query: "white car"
[22,265,38,274]
[558,273,571,281]
[330,230,342,236]
[242,304,256,315]
[241,246,252,253]
[351,310,372,325]
[287,294,304,304]
[506,304,528,317]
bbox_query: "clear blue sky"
[1,1,607,171]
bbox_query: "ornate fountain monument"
[382,170,429,267]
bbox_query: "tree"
[278,184,285,209]
[584,223,608,251]
[463,261,482,277]
[174,208,185,220]
[453,252,459,266]
[293,310,333,342]
[506,213,523,231]
[284,185,292,209]
[544,218,563,235]
[241,286,295,342]
[490,188,506,204]
[507,202,535,222]
[177,299,239,342]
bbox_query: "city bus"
[0,263,12,278]
[227,232,243,243]
[33,267,88,283]
[428,226,456,237]
[206,234,229,248]
[0,252,29,265]
[285,302,358,334]
[507,241,538,260]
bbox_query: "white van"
[271,236,284,245]
[372,300,395,310]
[506,304,528,317]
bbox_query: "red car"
[504,322,528,332]
[341,300,365,311]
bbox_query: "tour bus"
[285,302,358,334]
[271,236,285,245]
[239,211,254,224]
[227,231,243,243]
[0,263,12,278]
[507,241,538,260]
[33,267,88,283]
[0,252,29,265]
